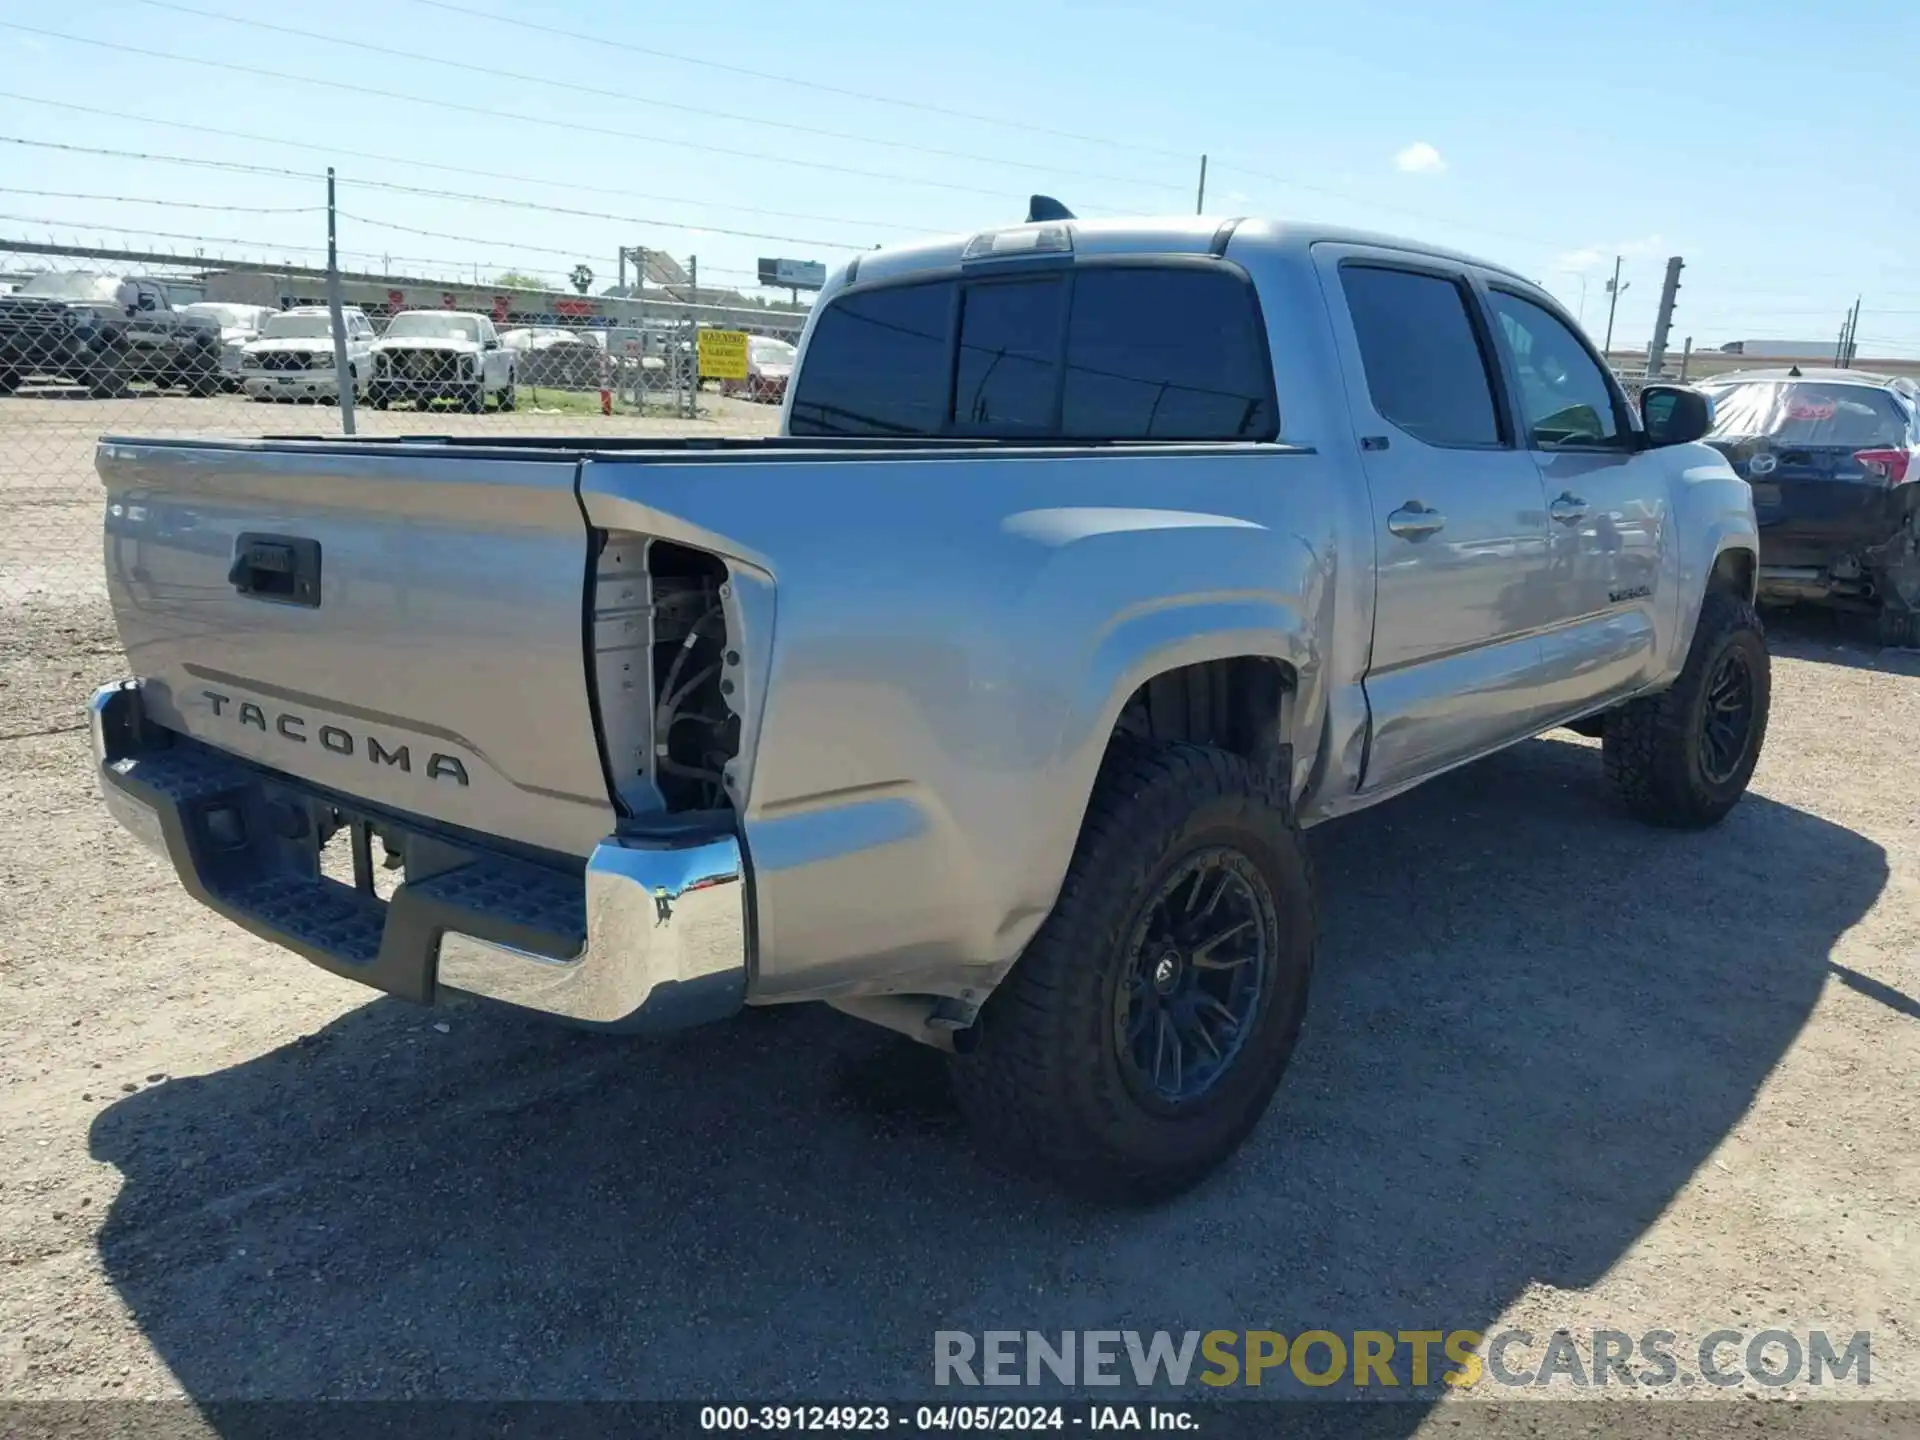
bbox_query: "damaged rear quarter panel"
[578,449,1332,1005]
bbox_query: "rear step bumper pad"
[88,679,748,1033]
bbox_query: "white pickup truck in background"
[87,208,1764,1197]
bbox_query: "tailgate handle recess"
[229,533,322,607]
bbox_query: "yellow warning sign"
[697,329,750,380]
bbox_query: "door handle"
[1550,493,1589,525]
[1387,502,1446,540]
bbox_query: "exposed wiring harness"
[653,605,731,807]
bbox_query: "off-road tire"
[495,381,516,413]
[948,741,1316,1201]
[368,386,391,410]
[85,356,124,399]
[460,384,483,414]
[184,348,222,397]
[1875,602,1919,650]
[1603,590,1769,829]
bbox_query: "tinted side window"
[789,280,955,436]
[1488,291,1622,447]
[1062,268,1275,439]
[1340,265,1501,447]
[954,278,1062,434]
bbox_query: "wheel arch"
[1708,545,1757,604]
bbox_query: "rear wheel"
[85,354,124,399]
[368,385,391,410]
[948,741,1316,1201]
[495,380,516,413]
[1876,602,1919,649]
[1603,591,1769,828]
[460,384,483,414]
[185,348,221,397]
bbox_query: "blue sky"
[4,0,1919,353]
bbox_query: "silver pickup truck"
[88,211,1766,1198]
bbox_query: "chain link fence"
[0,246,804,658]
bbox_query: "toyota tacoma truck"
[0,271,222,397]
[88,208,1766,1198]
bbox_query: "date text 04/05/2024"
[698,1405,1197,1431]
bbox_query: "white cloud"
[1394,142,1446,175]
[1557,235,1665,273]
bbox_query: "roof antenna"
[1788,364,1803,377]
[1027,195,1076,223]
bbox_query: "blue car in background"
[1700,367,1920,645]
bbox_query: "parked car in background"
[1698,368,1920,645]
[500,325,607,390]
[369,310,516,412]
[240,307,377,403]
[0,271,221,397]
[723,335,797,403]
[182,302,279,389]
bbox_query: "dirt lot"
[1,392,1916,1430]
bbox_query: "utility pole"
[324,168,356,436]
[1196,155,1208,215]
[1845,296,1862,366]
[1644,256,1684,379]
[1679,335,1693,383]
[1602,255,1629,359]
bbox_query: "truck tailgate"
[98,439,615,857]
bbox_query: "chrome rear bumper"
[88,679,748,1032]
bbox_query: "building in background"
[1718,340,1846,361]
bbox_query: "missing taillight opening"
[1854,449,1912,485]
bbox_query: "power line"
[0,101,932,234]
[0,23,1121,207]
[0,101,936,238]
[0,134,884,251]
[392,0,1585,257]
[130,0,1184,199]
[335,211,621,263]
[1204,164,1572,255]
[0,186,320,214]
[404,0,1198,164]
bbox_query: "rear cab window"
[788,262,1276,441]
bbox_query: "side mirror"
[1640,384,1713,447]
[483,338,500,350]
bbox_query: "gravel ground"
[1,394,1916,1432]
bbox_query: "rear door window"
[788,279,955,436]
[1339,265,1503,447]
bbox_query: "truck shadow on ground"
[87,734,1885,1424]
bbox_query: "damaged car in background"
[1700,368,1920,644]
